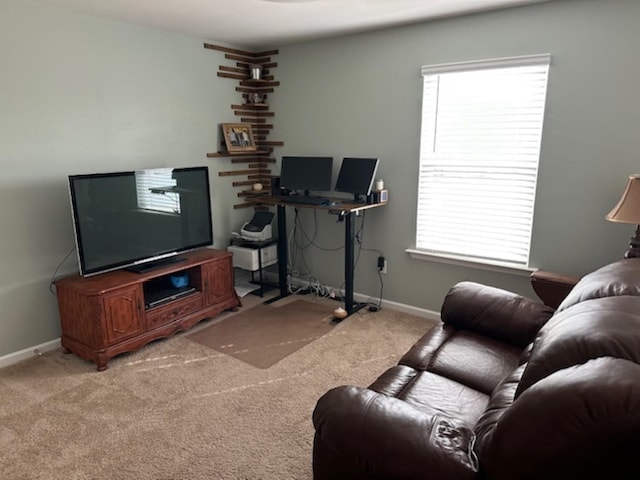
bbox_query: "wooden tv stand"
[54,248,240,371]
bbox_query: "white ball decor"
[252,183,263,192]
[333,307,348,320]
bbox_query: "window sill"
[405,249,534,277]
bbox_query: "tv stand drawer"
[145,293,204,329]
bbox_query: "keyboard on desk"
[275,195,330,206]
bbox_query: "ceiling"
[37,0,553,49]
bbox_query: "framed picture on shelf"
[221,123,257,153]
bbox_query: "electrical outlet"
[377,256,387,274]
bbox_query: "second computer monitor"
[334,157,380,202]
[280,156,333,195]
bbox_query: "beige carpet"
[187,298,337,369]
[0,295,437,480]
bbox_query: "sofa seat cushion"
[370,365,490,426]
[399,325,523,395]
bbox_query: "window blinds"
[416,54,550,266]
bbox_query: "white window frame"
[408,54,551,274]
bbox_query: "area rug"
[186,297,337,368]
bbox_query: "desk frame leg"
[344,212,356,314]
[266,203,289,304]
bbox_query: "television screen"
[68,166,213,277]
[279,156,333,194]
[335,157,380,201]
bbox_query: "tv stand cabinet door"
[102,286,145,344]
[203,256,234,306]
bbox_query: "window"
[415,54,550,268]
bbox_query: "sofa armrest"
[480,357,640,480]
[441,282,554,349]
[530,270,580,309]
[312,385,478,480]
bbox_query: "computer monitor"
[334,157,380,202]
[279,156,333,195]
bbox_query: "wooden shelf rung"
[231,104,269,110]
[241,118,266,124]
[237,61,278,70]
[217,72,247,80]
[219,65,246,75]
[236,87,274,94]
[238,190,270,197]
[232,180,257,187]
[234,111,274,117]
[239,80,280,88]
[231,157,275,164]
[224,53,261,63]
[219,168,270,177]
[207,150,271,158]
[204,43,277,58]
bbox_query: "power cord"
[49,246,77,295]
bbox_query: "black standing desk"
[251,196,387,320]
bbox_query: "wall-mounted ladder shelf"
[204,43,284,209]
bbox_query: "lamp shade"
[606,175,640,224]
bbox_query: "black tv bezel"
[68,166,214,277]
[334,157,380,200]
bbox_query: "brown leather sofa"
[312,258,640,479]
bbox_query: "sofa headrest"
[441,281,553,349]
[515,295,640,398]
[557,258,640,312]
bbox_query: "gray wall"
[271,0,640,311]
[2,0,639,359]
[0,0,246,357]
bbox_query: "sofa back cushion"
[441,281,554,349]
[515,295,640,398]
[557,258,640,312]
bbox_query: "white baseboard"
[358,294,440,322]
[0,338,61,370]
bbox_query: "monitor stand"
[352,193,365,203]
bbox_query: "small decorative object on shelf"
[221,123,257,153]
[248,92,267,105]
[252,182,263,192]
[250,64,262,80]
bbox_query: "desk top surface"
[251,195,387,212]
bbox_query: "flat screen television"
[279,156,333,195]
[68,166,213,277]
[334,157,380,202]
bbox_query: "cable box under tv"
[144,286,197,309]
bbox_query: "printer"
[239,211,274,242]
